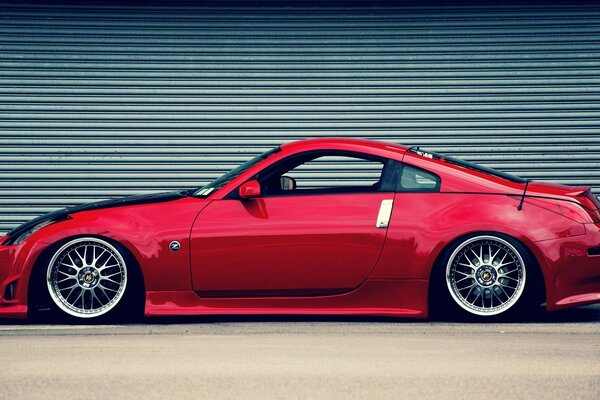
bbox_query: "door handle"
[376,199,394,228]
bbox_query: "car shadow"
[2,304,599,326]
[428,304,600,324]
[141,304,600,325]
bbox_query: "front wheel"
[46,237,128,319]
[444,235,528,318]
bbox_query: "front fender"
[0,196,208,315]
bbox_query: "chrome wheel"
[446,235,526,316]
[47,238,127,318]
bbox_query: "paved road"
[0,306,598,400]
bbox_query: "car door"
[190,152,400,297]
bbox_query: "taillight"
[576,191,600,222]
[527,197,599,224]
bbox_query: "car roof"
[280,137,409,159]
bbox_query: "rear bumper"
[536,223,600,311]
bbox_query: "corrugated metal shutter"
[1,1,599,234]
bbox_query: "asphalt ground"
[0,305,598,399]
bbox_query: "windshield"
[193,147,281,196]
[408,147,527,184]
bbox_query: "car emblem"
[169,241,181,252]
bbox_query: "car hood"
[4,190,190,244]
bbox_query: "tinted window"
[194,147,281,196]
[399,165,440,191]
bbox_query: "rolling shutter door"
[1,1,599,233]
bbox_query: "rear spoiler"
[578,188,600,211]
[570,187,600,223]
[565,186,594,198]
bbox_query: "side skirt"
[144,279,429,318]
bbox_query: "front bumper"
[0,238,29,318]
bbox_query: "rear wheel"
[446,235,526,317]
[432,234,542,320]
[46,237,128,319]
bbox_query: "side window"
[398,164,440,191]
[258,152,389,196]
[291,155,384,190]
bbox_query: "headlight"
[8,219,56,245]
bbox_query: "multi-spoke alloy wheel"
[47,237,127,318]
[446,235,526,316]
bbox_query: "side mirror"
[280,175,297,191]
[239,180,261,199]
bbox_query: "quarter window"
[399,165,440,191]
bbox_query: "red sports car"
[1,138,599,321]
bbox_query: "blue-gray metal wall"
[1,1,599,233]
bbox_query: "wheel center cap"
[476,266,496,286]
[78,267,99,288]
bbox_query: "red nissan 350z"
[1,138,599,321]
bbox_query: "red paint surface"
[145,279,428,318]
[238,180,262,199]
[0,138,599,319]
[191,193,392,296]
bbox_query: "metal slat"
[0,1,599,233]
